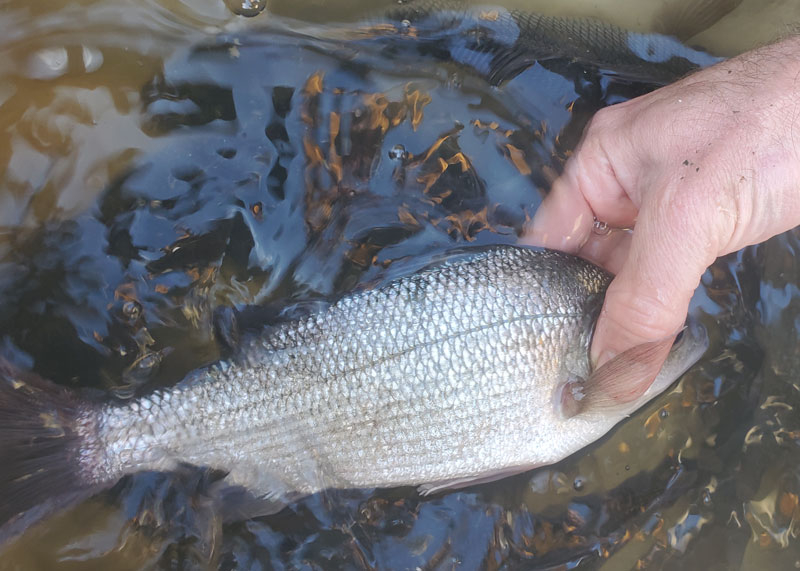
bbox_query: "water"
[1,1,799,569]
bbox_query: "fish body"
[372,0,724,84]
[0,246,707,538]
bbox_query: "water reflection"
[0,1,798,570]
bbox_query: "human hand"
[522,35,800,368]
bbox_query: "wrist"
[696,36,800,254]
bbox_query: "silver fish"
[0,245,707,539]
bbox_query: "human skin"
[522,35,800,371]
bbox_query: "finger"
[523,110,641,252]
[523,160,634,274]
[521,176,595,253]
[575,229,632,275]
[558,147,640,229]
[590,191,715,367]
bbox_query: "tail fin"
[0,358,102,544]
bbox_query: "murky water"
[1,1,799,569]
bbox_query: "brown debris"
[779,492,799,518]
[300,72,325,125]
[444,207,492,241]
[397,205,420,228]
[302,136,325,168]
[644,403,673,438]
[328,111,343,183]
[302,71,324,97]
[114,282,139,302]
[346,242,382,269]
[361,93,391,133]
[404,86,431,131]
[504,144,532,175]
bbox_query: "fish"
[270,0,740,44]
[358,0,726,84]
[0,245,707,542]
[654,0,743,42]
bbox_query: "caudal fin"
[0,358,102,544]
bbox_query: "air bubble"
[81,46,103,73]
[224,0,267,17]
[388,144,407,161]
[446,72,463,89]
[27,47,68,80]
[122,300,142,322]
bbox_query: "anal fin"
[417,464,539,496]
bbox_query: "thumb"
[590,195,715,367]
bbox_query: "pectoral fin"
[559,333,677,418]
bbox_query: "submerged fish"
[0,246,706,540]
[361,0,725,84]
